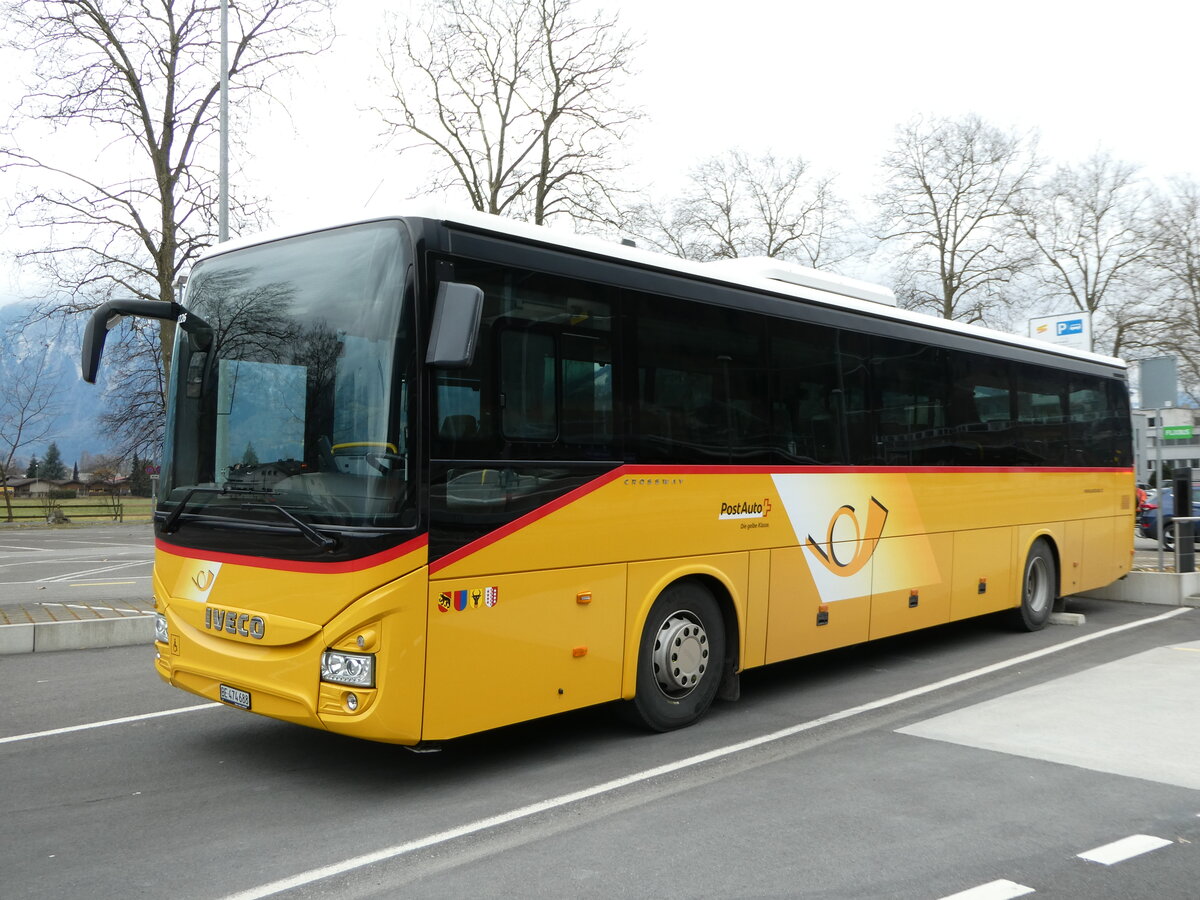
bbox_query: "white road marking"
[39,602,147,614]
[1077,834,1173,865]
[222,607,1193,900]
[0,704,222,745]
[0,576,152,586]
[938,878,1035,900]
[36,561,153,583]
[55,540,152,548]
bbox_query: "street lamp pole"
[219,0,229,243]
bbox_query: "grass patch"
[1,496,154,523]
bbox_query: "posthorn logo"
[805,497,889,577]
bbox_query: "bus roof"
[195,206,1126,372]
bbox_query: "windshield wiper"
[161,487,339,551]
[239,502,339,551]
[161,486,232,534]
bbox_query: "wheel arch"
[622,565,744,701]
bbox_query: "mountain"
[0,301,119,470]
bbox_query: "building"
[1134,407,1200,484]
[2,478,52,499]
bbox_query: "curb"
[1076,570,1200,608]
[0,615,154,655]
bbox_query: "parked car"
[1137,488,1200,548]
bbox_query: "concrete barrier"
[1078,570,1200,607]
[28,616,154,653]
[0,623,35,655]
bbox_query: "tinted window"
[432,262,615,460]
[769,320,842,463]
[1016,365,1070,465]
[635,294,768,463]
[871,336,948,465]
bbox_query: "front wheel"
[628,582,726,732]
[1013,539,1057,631]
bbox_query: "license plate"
[219,684,251,710]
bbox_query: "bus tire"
[1014,539,1056,632]
[629,581,725,732]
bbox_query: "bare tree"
[0,334,61,522]
[96,317,169,459]
[1,0,334,453]
[1016,152,1156,356]
[627,150,856,268]
[376,0,641,225]
[1142,178,1200,401]
[874,114,1040,325]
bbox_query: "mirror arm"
[81,299,213,384]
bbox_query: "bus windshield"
[160,220,416,535]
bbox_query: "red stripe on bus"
[429,468,630,574]
[426,464,1133,573]
[617,465,1134,476]
[155,533,429,574]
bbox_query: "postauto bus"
[82,209,1134,745]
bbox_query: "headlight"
[154,614,169,644]
[321,650,375,688]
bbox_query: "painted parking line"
[222,607,1193,900]
[1077,834,1173,865]
[36,561,152,583]
[939,879,1035,900]
[0,703,222,745]
[39,602,147,613]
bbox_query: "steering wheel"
[331,441,404,476]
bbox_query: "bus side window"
[869,335,949,466]
[949,352,1015,465]
[634,292,768,464]
[769,321,840,465]
[836,331,872,464]
[499,329,556,441]
[435,376,484,453]
[1016,366,1070,466]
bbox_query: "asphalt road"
[2,597,1198,899]
[0,524,155,611]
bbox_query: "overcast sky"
[4,0,1200,302]
[242,0,1200,228]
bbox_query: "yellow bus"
[82,210,1134,745]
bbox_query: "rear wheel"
[629,582,726,732]
[1014,539,1056,631]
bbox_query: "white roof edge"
[702,257,897,306]
[194,206,1126,371]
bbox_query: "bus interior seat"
[440,414,479,440]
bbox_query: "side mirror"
[81,299,213,384]
[426,282,484,368]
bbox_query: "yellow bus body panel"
[150,467,1133,744]
[153,539,429,743]
[868,531,954,641]
[424,564,626,740]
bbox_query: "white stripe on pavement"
[0,704,222,745]
[939,878,1035,900]
[223,607,1192,900]
[1077,834,1173,865]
